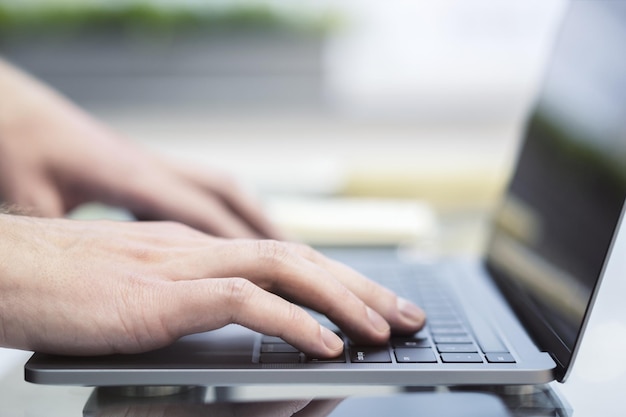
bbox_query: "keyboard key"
[430,326,467,335]
[423,307,455,315]
[428,319,462,327]
[440,353,483,363]
[437,344,478,353]
[485,353,516,363]
[307,354,347,363]
[350,347,392,363]
[260,353,302,363]
[391,337,431,348]
[433,335,473,344]
[395,348,437,363]
[261,344,299,353]
[469,321,508,353]
[261,336,286,344]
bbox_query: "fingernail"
[367,307,390,334]
[397,297,426,325]
[320,326,344,352]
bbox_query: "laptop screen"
[485,1,626,382]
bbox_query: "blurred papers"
[266,196,438,246]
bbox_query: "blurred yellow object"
[343,165,508,210]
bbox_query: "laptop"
[25,0,626,387]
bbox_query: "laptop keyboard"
[256,264,516,365]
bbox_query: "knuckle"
[291,242,319,260]
[254,239,292,266]
[114,278,176,352]
[223,277,256,307]
[124,241,174,264]
[285,302,305,324]
[324,285,367,320]
[337,284,359,309]
[127,245,159,263]
[321,283,356,317]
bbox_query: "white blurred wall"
[324,0,568,124]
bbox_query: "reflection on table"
[83,384,571,417]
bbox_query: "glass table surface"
[0,359,571,417]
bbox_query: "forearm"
[0,214,11,347]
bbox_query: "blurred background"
[0,0,567,254]
[5,5,626,416]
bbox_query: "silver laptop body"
[25,0,626,387]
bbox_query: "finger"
[163,158,286,239]
[174,240,393,344]
[132,175,263,238]
[167,191,260,238]
[212,183,287,240]
[293,245,426,334]
[165,278,344,358]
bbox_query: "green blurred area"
[0,1,338,40]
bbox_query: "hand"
[0,215,426,357]
[0,59,282,239]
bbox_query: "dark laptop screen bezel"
[484,1,626,382]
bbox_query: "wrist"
[0,213,20,348]
[0,212,46,350]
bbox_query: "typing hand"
[0,215,426,358]
[0,58,282,239]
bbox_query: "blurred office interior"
[0,0,568,254]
